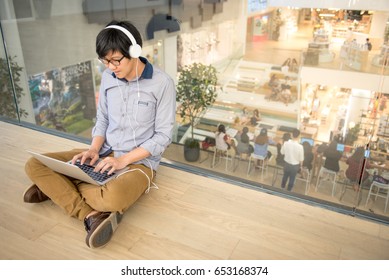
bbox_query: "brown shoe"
[84,212,122,249]
[23,184,50,203]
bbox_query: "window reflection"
[1,1,389,220]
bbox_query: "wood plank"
[1,121,389,259]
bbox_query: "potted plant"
[0,56,28,119]
[345,123,361,145]
[176,63,219,162]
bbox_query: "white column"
[369,11,389,39]
[344,89,371,133]
[163,35,177,85]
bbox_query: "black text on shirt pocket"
[135,99,155,123]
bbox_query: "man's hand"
[71,148,100,166]
[94,156,129,175]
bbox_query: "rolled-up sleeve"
[92,73,109,138]
[140,76,176,156]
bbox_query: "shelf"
[342,45,369,71]
[377,115,389,138]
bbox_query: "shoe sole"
[23,184,49,203]
[88,212,122,249]
[22,186,34,203]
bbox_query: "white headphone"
[105,25,142,58]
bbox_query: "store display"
[372,45,389,68]
[305,28,334,64]
[378,115,389,137]
[341,41,369,71]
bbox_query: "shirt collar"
[111,56,153,81]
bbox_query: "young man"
[280,128,304,191]
[365,38,372,51]
[23,20,176,249]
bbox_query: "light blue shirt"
[254,138,275,157]
[92,57,176,170]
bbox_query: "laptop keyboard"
[74,162,115,183]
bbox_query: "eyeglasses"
[98,55,125,66]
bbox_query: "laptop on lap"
[27,150,129,185]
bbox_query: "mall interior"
[2,0,389,258]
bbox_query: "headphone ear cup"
[129,44,142,58]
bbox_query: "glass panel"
[1,1,389,222]
[0,27,21,121]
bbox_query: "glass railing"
[1,1,389,223]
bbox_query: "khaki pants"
[25,149,153,221]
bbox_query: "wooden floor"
[1,121,389,260]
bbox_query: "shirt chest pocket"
[134,99,156,123]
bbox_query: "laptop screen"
[301,137,314,146]
[336,143,345,152]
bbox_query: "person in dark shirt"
[345,146,372,191]
[276,132,291,166]
[235,126,253,155]
[323,140,342,172]
[302,141,314,171]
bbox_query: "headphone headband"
[105,25,142,58]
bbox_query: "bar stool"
[338,175,362,206]
[247,154,270,180]
[365,181,389,213]
[295,167,312,195]
[315,166,338,196]
[212,147,234,171]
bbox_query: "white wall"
[301,67,389,93]
[50,0,83,16]
[369,11,389,38]
[345,89,371,130]
[268,0,389,11]
[163,35,177,84]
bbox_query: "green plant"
[0,56,28,119]
[176,63,219,142]
[345,123,361,145]
[184,138,200,149]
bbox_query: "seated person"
[300,141,314,178]
[345,146,372,191]
[275,132,291,166]
[281,76,291,90]
[250,109,261,126]
[267,75,281,100]
[254,128,275,159]
[240,107,250,125]
[215,124,232,151]
[302,141,314,171]
[235,127,253,156]
[280,88,292,105]
[323,140,342,173]
[268,74,278,88]
[280,76,292,105]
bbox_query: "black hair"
[302,141,312,149]
[96,20,143,59]
[282,132,291,142]
[351,146,365,160]
[217,124,226,134]
[328,140,338,150]
[292,128,300,138]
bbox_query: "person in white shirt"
[280,128,304,191]
[215,124,232,151]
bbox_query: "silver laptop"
[27,150,129,186]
